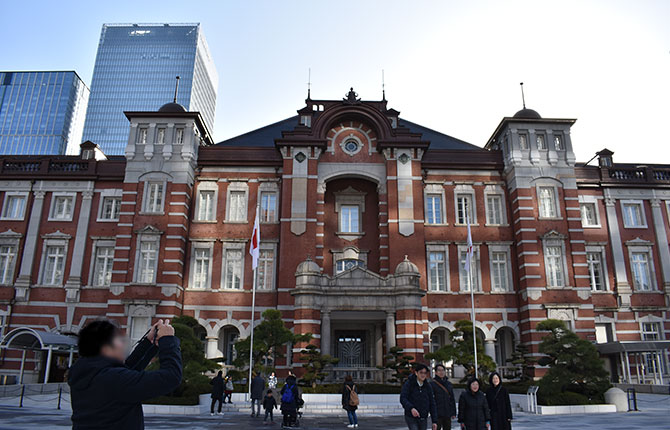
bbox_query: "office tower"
[0,71,89,155]
[82,23,218,155]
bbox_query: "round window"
[344,139,359,153]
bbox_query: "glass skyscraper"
[83,23,218,155]
[0,71,89,155]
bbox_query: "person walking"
[458,377,490,430]
[224,376,234,403]
[280,374,300,428]
[342,375,359,428]
[68,319,182,430]
[210,370,225,416]
[250,372,266,417]
[400,363,438,430]
[268,371,278,389]
[263,389,278,422]
[430,364,456,430]
[485,372,512,430]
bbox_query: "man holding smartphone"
[68,318,182,430]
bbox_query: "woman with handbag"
[485,372,513,430]
[342,375,359,428]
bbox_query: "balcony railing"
[326,367,391,384]
[0,159,93,176]
[604,166,670,185]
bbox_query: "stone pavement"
[1,402,670,430]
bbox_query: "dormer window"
[300,115,311,127]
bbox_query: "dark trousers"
[436,416,452,430]
[224,391,232,403]
[251,399,261,416]
[264,409,274,421]
[405,416,429,430]
[210,397,222,413]
[283,411,296,426]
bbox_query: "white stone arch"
[488,320,521,341]
[317,164,387,194]
[211,317,248,338]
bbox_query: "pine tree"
[299,344,339,387]
[380,346,414,383]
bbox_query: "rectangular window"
[486,195,503,225]
[491,251,509,292]
[554,135,564,150]
[192,248,211,289]
[456,194,473,224]
[595,323,613,344]
[2,195,26,219]
[51,195,74,220]
[538,187,557,218]
[260,192,277,222]
[42,245,66,285]
[0,245,16,284]
[257,248,275,290]
[545,245,565,287]
[175,128,184,144]
[631,252,652,291]
[227,191,247,222]
[622,203,644,227]
[536,134,546,149]
[426,194,443,224]
[587,251,605,291]
[156,128,166,144]
[137,240,158,284]
[459,250,480,291]
[642,322,660,341]
[428,251,447,291]
[130,316,150,345]
[197,190,215,221]
[223,249,243,289]
[100,197,121,220]
[93,246,114,287]
[580,203,598,226]
[340,205,360,233]
[137,128,148,144]
[519,134,528,150]
[144,182,164,213]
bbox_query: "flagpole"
[247,204,260,401]
[466,215,479,379]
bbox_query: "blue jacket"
[400,374,438,423]
[68,336,182,430]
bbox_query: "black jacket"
[210,374,224,399]
[280,376,300,414]
[430,376,456,418]
[68,336,182,430]
[251,375,265,400]
[341,381,358,412]
[485,385,513,430]
[458,390,491,430]
[263,395,278,410]
[400,374,437,423]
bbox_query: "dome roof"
[158,102,187,113]
[296,257,320,275]
[395,255,419,275]
[513,108,541,119]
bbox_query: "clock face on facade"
[344,139,359,154]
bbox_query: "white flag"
[249,208,260,270]
[464,215,474,273]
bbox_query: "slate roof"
[215,116,482,151]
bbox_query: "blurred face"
[416,368,429,382]
[436,366,446,378]
[470,381,480,393]
[100,334,127,362]
[492,374,500,386]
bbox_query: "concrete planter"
[536,404,617,415]
[142,404,203,415]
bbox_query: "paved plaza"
[0,399,669,430]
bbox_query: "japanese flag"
[464,216,474,273]
[249,208,260,270]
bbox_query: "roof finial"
[307,68,311,100]
[520,82,526,109]
[382,69,386,101]
[173,76,181,103]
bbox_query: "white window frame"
[518,132,529,150]
[258,182,280,224]
[454,184,476,225]
[332,247,368,274]
[155,126,167,144]
[488,244,513,292]
[1,192,28,220]
[48,192,76,222]
[620,200,647,228]
[424,184,446,225]
[38,233,71,286]
[189,241,214,290]
[585,245,610,292]
[194,181,218,222]
[553,133,565,151]
[535,133,547,150]
[484,185,507,226]
[142,181,166,214]
[340,204,360,233]
[225,182,249,223]
[458,244,481,292]
[96,189,123,222]
[0,230,21,286]
[426,243,449,292]
[136,127,149,144]
[542,232,569,288]
[174,127,185,144]
[536,184,560,219]
[626,240,656,291]
[256,242,277,291]
[126,304,154,345]
[134,230,161,284]
[578,197,600,228]
[89,239,115,287]
[221,242,245,290]
[334,186,365,237]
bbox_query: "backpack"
[347,384,359,407]
[281,384,295,404]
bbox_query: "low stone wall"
[536,404,617,415]
[142,404,203,415]
[615,383,670,395]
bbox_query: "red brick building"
[0,89,668,385]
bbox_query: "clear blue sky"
[1,0,669,162]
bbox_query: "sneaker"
[210,413,215,416]
[217,412,224,416]
[347,425,355,429]
[354,425,358,428]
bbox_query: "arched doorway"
[495,327,517,379]
[218,326,240,367]
[430,327,454,377]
